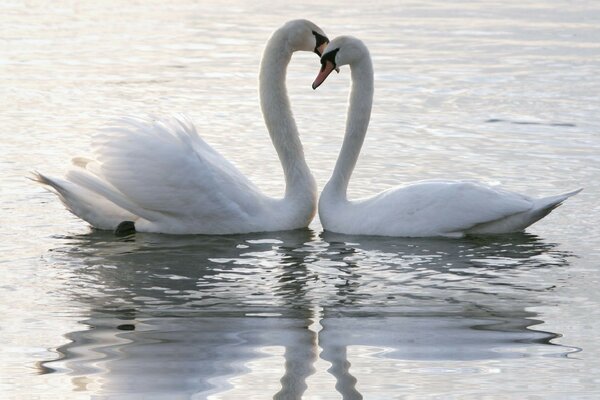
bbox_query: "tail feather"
[467,188,582,234]
[31,171,137,230]
[534,188,582,211]
[30,171,70,198]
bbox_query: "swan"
[312,36,581,238]
[33,20,329,235]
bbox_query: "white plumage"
[314,36,581,237]
[34,20,328,234]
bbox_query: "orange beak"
[312,60,336,90]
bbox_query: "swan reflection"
[41,229,577,398]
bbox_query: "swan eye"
[312,31,329,56]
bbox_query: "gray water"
[1,1,600,398]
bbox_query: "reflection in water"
[40,230,577,398]
[2,0,597,396]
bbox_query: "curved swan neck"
[259,29,316,201]
[325,51,374,200]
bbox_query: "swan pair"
[34,20,580,238]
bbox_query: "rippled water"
[2,1,600,398]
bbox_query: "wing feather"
[367,180,533,235]
[91,115,263,222]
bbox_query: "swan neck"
[325,54,374,200]
[259,31,316,201]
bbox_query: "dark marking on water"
[485,118,576,127]
[117,324,136,331]
[550,123,576,127]
[513,121,543,125]
[35,360,57,375]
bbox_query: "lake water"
[1,0,599,398]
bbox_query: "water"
[1,0,599,398]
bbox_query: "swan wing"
[89,115,265,229]
[369,180,533,236]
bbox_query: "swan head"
[312,36,367,89]
[280,19,329,56]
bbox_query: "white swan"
[34,20,329,235]
[312,36,581,237]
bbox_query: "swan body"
[313,36,581,238]
[34,20,329,235]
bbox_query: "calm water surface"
[1,1,600,398]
